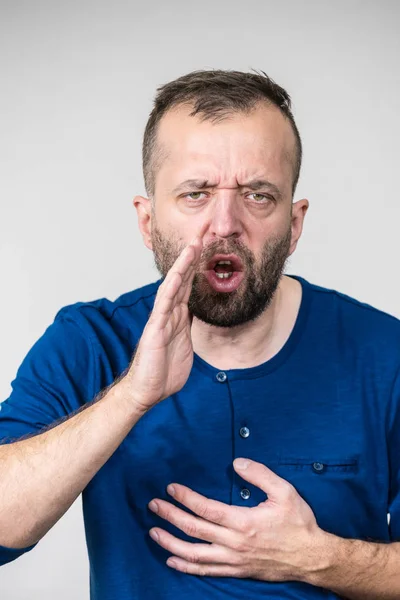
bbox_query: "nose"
[208,192,244,240]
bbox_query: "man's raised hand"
[125,224,207,414]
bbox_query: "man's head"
[142,69,303,200]
[134,69,309,328]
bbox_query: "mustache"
[199,241,254,268]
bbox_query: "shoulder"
[52,278,162,341]
[296,274,400,355]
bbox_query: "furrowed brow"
[172,179,211,194]
[241,179,282,199]
[172,178,283,199]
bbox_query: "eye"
[248,193,273,203]
[184,192,207,201]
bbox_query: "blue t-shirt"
[1,274,400,600]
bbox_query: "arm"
[306,364,400,600]
[0,377,145,549]
[304,530,400,600]
[0,230,204,553]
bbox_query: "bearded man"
[1,69,399,600]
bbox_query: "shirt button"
[216,371,227,382]
[312,462,325,473]
[239,426,250,438]
[240,488,251,500]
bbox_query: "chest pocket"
[271,455,362,536]
[276,456,359,474]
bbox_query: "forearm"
[304,529,400,599]
[0,377,145,549]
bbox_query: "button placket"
[237,426,251,500]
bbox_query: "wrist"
[299,528,343,586]
[112,376,152,419]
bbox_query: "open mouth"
[204,254,245,292]
[206,254,244,279]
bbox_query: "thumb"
[233,458,287,502]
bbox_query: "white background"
[1,0,399,597]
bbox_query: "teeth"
[215,272,233,279]
[216,260,232,265]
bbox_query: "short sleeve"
[387,365,400,541]
[0,543,38,566]
[0,308,95,565]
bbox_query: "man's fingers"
[159,236,201,305]
[166,484,244,530]
[149,273,181,330]
[153,244,194,310]
[183,268,197,305]
[179,240,203,304]
[151,229,205,327]
[152,238,200,325]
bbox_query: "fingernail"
[148,500,159,513]
[167,558,178,568]
[167,484,176,496]
[150,529,159,541]
[235,459,250,470]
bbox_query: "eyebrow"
[172,178,283,199]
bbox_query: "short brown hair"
[142,69,302,199]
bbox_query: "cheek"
[250,219,285,249]
[259,208,292,239]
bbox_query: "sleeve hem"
[0,540,37,566]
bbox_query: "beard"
[151,220,292,328]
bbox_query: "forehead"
[154,102,296,191]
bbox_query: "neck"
[191,275,302,370]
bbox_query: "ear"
[288,198,309,256]
[133,195,153,251]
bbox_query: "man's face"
[147,102,299,328]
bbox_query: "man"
[0,69,399,600]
